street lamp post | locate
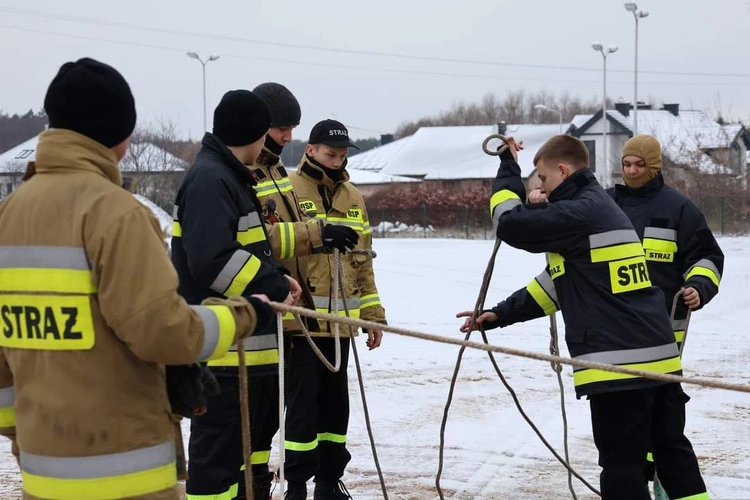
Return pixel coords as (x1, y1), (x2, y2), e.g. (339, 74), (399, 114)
(533, 104), (563, 134)
(624, 3), (649, 135)
(187, 52), (220, 132)
(592, 43), (618, 188)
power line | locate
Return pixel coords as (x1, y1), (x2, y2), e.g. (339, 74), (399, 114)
(2, 5), (750, 79)
(1, 24), (748, 89)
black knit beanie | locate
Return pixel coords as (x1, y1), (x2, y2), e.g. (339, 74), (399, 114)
(252, 82), (301, 127)
(44, 57), (137, 148)
(213, 90), (272, 146)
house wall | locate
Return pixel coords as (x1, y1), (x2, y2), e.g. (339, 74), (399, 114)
(576, 117), (630, 187)
(0, 174), (23, 198)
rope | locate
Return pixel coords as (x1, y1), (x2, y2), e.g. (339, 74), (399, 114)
(237, 338), (255, 500)
(277, 311), (286, 498)
(268, 303), (750, 394)
(334, 254), (389, 499)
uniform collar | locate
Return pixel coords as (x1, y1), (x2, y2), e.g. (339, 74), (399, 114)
(32, 129), (123, 186)
(548, 168), (597, 203)
(298, 154), (350, 189)
(200, 132), (256, 186)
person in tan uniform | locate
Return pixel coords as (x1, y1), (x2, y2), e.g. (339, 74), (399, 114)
(0, 58), (272, 500)
(285, 120), (387, 500)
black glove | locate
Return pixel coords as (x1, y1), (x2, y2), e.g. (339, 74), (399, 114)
(166, 363), (221, 418)
(247, 296), (275, 335)
(323, 224), (359, 252)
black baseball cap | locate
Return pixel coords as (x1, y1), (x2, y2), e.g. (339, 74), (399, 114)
(308, 119), (359, 149)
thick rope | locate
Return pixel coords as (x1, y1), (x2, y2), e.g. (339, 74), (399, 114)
(334, 253), (389, 499)
(277, 311), (286, 498)
(268, 303), (750, 395)
(237, 339), (254, 500)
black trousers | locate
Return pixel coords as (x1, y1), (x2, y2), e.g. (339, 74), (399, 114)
(589, 383), (708, 500)
(186, 370), (279, 499)
(285, 336), (352, 483)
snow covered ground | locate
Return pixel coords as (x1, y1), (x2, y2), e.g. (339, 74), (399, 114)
(1, 237), (748, 499)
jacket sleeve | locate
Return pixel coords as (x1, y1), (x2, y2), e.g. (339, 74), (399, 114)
(678, 201), (724, 309)
(484, 267), (559, 329)
(0, 350), (17, 463)
(180, 173), (290, 302)
(356, 203), (386, 324)
(266, 218), (326, 260)
(91, 204), (256, 365)
(490, 158), (588, 254)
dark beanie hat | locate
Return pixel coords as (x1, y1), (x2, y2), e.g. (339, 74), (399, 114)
(44, 57), (137, 148)
(213, 90), (272, 146)
(252, 82), (301, 127)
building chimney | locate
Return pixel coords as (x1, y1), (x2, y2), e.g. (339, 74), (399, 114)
(663, 103), (680, 116)
(497, 121), (507, 135)
(380, 134), (394, 146)
(615, 102), (630, 116)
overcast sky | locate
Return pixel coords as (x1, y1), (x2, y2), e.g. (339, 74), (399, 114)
(1, 0), (749, 141)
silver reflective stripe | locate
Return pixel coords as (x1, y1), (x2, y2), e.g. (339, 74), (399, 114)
(230, 334), (277, 352)
(312, 296), (361, 310)
(191, 306), (220, 361)
(671, 319), (689, 331)
(172, 205), (179, 220)
(20, 441), (175, 479)
(210, 250), (253, 295)
(573, 343), (678, 368)
(0, 246), (89, 270)
(535, 271), (559, 305)
(0, 387), (14, 407)
(492, 199), (523, 229)
(644, 227), (677, 241)
(683, 258), (722, 281)
(238, 212), (262, 231)
(589, 229), (640, 249)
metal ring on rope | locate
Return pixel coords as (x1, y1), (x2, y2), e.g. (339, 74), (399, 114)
(481, 133), (510, 156)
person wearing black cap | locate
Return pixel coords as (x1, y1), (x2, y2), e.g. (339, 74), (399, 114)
(171, 89), (302, 500)
(285, 120), (387, 499)
(0, 59), (272, 500)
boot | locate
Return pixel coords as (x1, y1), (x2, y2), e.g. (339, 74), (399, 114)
(313, 478), (352, 500)
(285, 481), (307, 500)
(253, 471), (275, 500)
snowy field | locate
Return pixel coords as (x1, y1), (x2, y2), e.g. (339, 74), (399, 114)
(1, 237), (748, 499)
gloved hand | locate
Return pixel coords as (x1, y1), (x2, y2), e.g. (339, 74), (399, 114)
(166, 363), (221, 418)
(323, 224), (359, 252)
(201, 295), (275, 339)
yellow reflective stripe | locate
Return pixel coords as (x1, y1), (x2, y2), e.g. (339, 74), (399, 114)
(573, 357), (681, 387)
(590, 242), (644, 263)
(643, 238), (677, 253)
(279, 223), (296, 260)
(225, 255), (262, 297)
(172, 221), (182, 237)
(282, 312), (295, 320)
(0, 406), (15, 428)
(285, 438), (318, 452)
(22, 463), (176, 500)
(0, 269), (96, 294)
(203, 306), (237, 361)
(360, 294), (381, 309)
(489, 190), (521, 215)
(186, 482), (238, 500)
(318, 432), (346, 444)
(673, 493), (710, 500)
(207, 349), (279, 367)
(526, 279), (558, 316)
(646, 452), (654, 462)
(236, 226), (266, 246)
(315, 307), (361, 319)
(685, 266), (720, 287)
(674, 330), (686, 343)
(251, 450), (271, 465)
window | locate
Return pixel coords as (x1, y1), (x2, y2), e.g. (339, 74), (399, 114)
(584, 140), (596, 172)
(14, 149), (34, 160)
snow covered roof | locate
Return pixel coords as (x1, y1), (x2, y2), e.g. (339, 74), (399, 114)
(286, 165), (419, 186)
(578, 109), (740, 174)
(570, 114), (594, 130)
(347, 124), (561, 180)
(0, 134), (187, 174)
